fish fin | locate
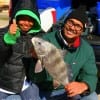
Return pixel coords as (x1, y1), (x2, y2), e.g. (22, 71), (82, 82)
(53, 79), (61, 89)
(67, 64), (73, 82)
(34, 59), (44, 73)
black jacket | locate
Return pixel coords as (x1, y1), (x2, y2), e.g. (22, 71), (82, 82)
(0, 32), (36, 93)
(0, 0), (41, 93)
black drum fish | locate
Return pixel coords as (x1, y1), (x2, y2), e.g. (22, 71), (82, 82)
(31, 37), (73, 86)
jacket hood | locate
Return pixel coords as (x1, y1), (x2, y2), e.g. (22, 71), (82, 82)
(12, 0), (41, 33)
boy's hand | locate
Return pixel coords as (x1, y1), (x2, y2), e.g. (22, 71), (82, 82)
(9, 19), (18, 35)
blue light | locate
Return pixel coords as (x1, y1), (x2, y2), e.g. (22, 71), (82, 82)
(37, 0), (71, 9)
(97, 2), (100, 34)
(97, 2), (100, 17)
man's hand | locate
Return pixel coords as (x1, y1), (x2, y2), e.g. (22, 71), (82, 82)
(65, 82), (88, 97)
(9, 19), (18, 35)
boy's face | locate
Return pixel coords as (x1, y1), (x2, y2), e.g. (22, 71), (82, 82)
(17, 16), (34, 32)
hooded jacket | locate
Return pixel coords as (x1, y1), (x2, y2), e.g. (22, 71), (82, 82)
(0, 0), (41, 93)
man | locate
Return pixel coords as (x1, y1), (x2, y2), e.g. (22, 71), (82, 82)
(0, 0), (41, 100)
(29, 6), (98, 100)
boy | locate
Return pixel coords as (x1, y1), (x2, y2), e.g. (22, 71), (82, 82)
(0, 0), (41, 100)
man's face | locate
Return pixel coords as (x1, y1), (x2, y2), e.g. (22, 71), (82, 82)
(63, 18), (83, 39)
(18, 16), (34, 32)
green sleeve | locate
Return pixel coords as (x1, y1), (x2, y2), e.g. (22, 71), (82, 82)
(77, 49), (98, 93)
(4, 30), (20, 45)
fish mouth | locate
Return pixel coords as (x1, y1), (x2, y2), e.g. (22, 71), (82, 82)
(38, 55), (45, 61)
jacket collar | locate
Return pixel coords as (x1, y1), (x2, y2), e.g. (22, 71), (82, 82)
(56, 30), (81, 52)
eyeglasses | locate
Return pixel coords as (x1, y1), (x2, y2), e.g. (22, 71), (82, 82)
(66, 19), (83, 31)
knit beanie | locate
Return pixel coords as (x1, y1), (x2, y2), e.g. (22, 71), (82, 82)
(64, 6), (88, 31)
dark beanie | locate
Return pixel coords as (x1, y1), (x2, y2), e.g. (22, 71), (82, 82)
(64, 6), (88, 31)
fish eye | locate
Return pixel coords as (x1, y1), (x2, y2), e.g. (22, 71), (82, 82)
(38, 42), (41, 45)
